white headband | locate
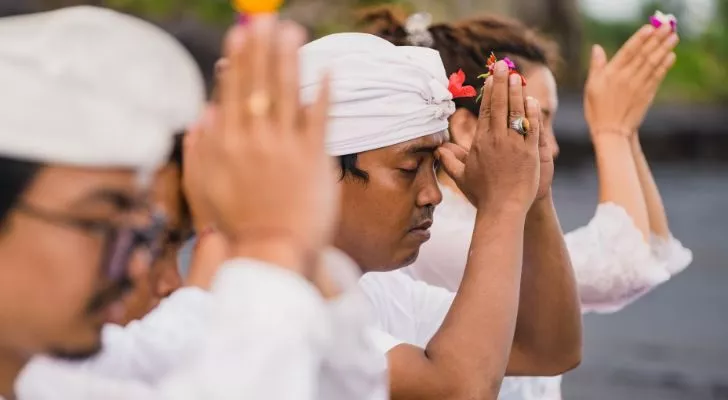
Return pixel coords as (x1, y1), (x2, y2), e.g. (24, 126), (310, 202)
(299, 33), (453, 156)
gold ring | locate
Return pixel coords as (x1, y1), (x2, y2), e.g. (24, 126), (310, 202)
(509, 116), (530, 136)
(247, 91), (271, 117)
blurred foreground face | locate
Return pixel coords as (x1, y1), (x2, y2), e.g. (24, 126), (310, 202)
(118, 164), (184, 325)
(0, 167), (148, 359)
(335, 132), (446, 272)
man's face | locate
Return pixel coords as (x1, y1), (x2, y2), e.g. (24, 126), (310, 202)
(0, 166), (149, 359)
(118, 164), (184, 325)
(335, 132), (446, 272)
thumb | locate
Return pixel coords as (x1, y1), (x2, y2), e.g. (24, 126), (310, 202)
(436, 147), (465, 181)
(588, 45), (608, 77)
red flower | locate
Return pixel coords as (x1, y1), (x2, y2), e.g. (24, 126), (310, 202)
(448, 69), (477, 99)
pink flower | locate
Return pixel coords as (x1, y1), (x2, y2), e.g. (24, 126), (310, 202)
(503, 57), (516, 70)
(448, 69), (477, 98)
(649, 11), (677, 32)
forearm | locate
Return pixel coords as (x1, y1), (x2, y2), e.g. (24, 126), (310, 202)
(424, 207), (526, 396)
(593, 134), (650, 239)
(631, 134), (670, 237)
(513, 195), (581, 375)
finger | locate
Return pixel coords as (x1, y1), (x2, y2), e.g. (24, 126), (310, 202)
(611, 25), (654, 69)
(439, 142), (468, 163)
(220, 27), (248, 136)
(435, 147), (465, 181)
(210, 58), (228, 105)
(276, 22), (306, 135)
(587, 45), (608, 79)
(524, 97), (540, 147)
(304, 72), (331, 149)
(632, 24), (675, 79)
(508, 73), (525, 137)
(537, 104), (547, 150)
(640, 32), (679, 82)
(248, 15), (276, 134)
(488, 61), (510, 136)
(650, 51), (677, 87)
(477, 75), (494, 121)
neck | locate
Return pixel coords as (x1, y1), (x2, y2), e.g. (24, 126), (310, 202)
(0, 348), (28, 400)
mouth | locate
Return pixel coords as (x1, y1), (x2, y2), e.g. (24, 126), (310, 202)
(408, 219), (433, 242)
(102, 300), (128, 325)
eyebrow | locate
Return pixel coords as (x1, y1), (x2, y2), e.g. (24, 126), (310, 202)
(71, 188), (136, 211)
(400, 144), (441, 156)
(541, 109), (553, 118)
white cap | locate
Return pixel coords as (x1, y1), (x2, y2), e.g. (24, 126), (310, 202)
(299, 33), (454, 157)
(0, 6), (205, 172)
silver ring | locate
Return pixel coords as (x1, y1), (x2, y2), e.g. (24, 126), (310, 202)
(510, 116), (530, 136)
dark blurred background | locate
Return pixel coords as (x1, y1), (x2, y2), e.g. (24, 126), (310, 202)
(2, 0), (725, 398)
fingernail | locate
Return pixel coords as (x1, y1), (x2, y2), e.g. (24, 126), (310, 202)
(667, 34), (679, 46)
(526, 96), (539, 109)
(495, 60), (508, 73)
(485, 75), (494, 85)
(509, 74), (520, 86)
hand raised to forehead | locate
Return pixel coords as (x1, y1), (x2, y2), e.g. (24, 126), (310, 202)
(192, 16), (338, 273)
(438, 60), (540, 213)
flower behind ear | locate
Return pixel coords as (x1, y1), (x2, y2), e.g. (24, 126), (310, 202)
(448, 69), (477, 99)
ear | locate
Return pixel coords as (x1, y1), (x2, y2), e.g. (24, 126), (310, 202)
(449, 108), (478, 151)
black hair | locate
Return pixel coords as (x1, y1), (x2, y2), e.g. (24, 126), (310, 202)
(0, 156), (41, 227)
(168, 133), (192, 234)
(338, 153), (369, 181)
(359, 6), (562, 117)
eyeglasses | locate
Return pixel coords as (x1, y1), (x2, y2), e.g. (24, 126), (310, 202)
(15, 202), (167, 282)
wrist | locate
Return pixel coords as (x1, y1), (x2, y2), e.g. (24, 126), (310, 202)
(476, 201), (529, 221)
(589, 126), (632, 139)
(592, 134), (632, 151)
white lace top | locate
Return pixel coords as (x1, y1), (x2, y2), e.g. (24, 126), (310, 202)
(404, 186), (693, 400)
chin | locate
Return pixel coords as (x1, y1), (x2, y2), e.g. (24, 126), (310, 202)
(47, 326), (104, 361)
(377, 248), (420, 272)
(48, 341), (103, 361)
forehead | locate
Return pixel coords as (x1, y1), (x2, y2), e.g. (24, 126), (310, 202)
(23, 166), (140, 207)
(525, 66), (558, 113)
(378, 131), (448, 156)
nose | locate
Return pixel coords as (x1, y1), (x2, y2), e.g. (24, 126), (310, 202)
(416, 169), (443, 208)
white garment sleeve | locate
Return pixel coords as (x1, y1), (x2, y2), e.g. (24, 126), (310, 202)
(566, 202), (691, 314)
(16, 259), (330, 400)
(40, 287), (212, 384)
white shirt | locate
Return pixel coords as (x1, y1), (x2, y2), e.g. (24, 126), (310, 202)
(16, 259), (388, 400)
(358, 270), (454, 353)
(402, 186), (693, 400)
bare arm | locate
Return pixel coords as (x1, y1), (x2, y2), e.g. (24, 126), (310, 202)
(387, 64), (541, 400)
(593, 134), (650, 239)
(388, 208), (526, 400)
(630, 134), (670, 238)
(511, 195), (582, 376)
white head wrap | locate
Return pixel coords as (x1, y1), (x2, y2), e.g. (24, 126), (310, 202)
(0, 6), (205, 173)
(299, 33), (454, 156)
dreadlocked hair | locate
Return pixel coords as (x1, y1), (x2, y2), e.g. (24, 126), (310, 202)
(357, 6), (562, 116)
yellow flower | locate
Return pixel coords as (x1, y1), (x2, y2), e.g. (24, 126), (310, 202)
(232, 0), (284, 14)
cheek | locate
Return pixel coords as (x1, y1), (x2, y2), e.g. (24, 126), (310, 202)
(336, 171), (416, 266)
(0, 223), (102, 349)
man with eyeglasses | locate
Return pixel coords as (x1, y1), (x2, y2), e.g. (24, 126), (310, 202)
(1, 7), (386, 400)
